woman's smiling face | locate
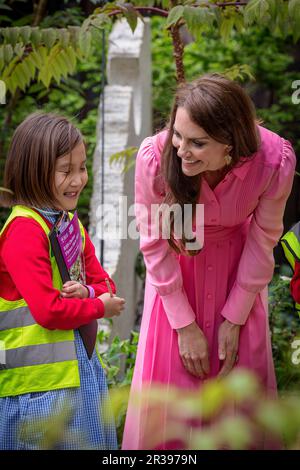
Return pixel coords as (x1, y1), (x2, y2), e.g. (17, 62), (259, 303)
(172, 107), (231, 177)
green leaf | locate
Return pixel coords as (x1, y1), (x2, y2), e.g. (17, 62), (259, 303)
(224, 370), (260, 402)
(5, 73), (17, 94)
(51, 59), (63, 84)
(24, 55), (36, 77)
(218, 416), (253, 450)
(68, 26), (80, 49)
(109, 147), (137, 174)
(165, 5), (185, 29)
(58, 28), (70, 49)
(244, 0), (269, 25)
(30, 27), (42, 48)
(2, 55), (18, 79)
(11, 62), (27, 91)
(0, 4), (12, 10)
(233, 12), (245, 34)
(66, 46), (76, 70)
(60, 48), (76, 73)
(38, 66), (52, 88)
(124, 11), (137, 34)
(0, 15), (12, 24)
(42, 28), (57, 49)
(288, 0), (300, 41)
(266, 0), (278, 21)
(116, 2), (140, 33)
(200, 380), (227, 419)
(3, 44), (13, 63)
(183, 6), (216, 40)
(3, 27), (19, 46)
(81, 13), (110, 35)
(94, 2), (119, 15)
(288, 0), (300, 21)
(30, 46), (47, 69)
(223, 64), (255, 82)
(18, 61), (33, 89)
(19, 25), (31, 44)
(161, 0), (171, 9)
(54, 51), (69, 78)
(14, 43), (25, 59)
(220, 16), (235, 42)
(79, 30), (92, 57)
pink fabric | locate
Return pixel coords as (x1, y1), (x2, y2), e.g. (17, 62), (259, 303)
(122, 126), (296, 450)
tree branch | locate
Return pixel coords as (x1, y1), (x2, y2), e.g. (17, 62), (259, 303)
(32, 0), (48, 27)
(108, 6), (168, 18)
(107, 2), (249, 19)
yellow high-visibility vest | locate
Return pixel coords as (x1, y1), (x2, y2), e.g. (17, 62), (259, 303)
(0, 205), (86, 397)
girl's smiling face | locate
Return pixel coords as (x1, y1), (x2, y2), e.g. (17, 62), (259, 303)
(53, 141), (88, 211)
(172, 107), (231, 177)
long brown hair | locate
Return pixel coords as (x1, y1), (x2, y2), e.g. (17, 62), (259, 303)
(161, 73), (260, 255)
(0, 112), (82, 208)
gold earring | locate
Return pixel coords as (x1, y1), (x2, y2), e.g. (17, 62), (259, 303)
(224, 154), (232, 166)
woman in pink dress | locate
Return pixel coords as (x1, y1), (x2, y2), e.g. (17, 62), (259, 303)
(122, 74), (296, 450)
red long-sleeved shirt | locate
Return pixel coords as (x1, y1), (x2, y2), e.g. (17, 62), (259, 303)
(0, 215), (116, 330)
(290, 260), (300, 304)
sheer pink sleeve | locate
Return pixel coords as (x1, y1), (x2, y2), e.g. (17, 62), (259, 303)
(221, 139), (296, 325)
(135, 135), (196, 329)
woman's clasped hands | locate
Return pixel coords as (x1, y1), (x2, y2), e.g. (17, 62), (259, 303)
(177, 319), (240, 379)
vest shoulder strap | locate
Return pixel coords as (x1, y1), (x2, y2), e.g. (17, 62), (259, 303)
(1, 205), (50, 237)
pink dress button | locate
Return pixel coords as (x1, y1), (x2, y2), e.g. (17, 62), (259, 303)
(207, 265), (213, 271)
(207, 294), (212, 300)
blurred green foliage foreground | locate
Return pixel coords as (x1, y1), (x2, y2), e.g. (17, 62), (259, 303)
(109, 369), (300, 450)
(18, 368), (300, 450)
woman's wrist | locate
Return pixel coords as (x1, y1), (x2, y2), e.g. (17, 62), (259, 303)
(176, 320), (197, 334)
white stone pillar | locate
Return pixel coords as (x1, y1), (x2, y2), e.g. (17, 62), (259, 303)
(89, 19), (152, 340)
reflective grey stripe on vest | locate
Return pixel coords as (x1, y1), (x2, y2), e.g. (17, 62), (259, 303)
(0, 341), (77, 369)
(290, 221), (300, 239)
(0, 306), (36, 331)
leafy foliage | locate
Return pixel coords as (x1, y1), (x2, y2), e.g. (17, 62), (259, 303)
(1, 0), (300, 95)
(109, 146), (138, 174)
(0, 24), (105, 93)
(109, 368), (300, 449)
(150, 15), (300, 159)
(269, 274), (300, 392)
(97, 328), (139, 446)
(97, 329), (139, 388)
(0, 6), (108, 228)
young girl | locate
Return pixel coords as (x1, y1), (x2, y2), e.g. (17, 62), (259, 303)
(0, 112), (125, 450)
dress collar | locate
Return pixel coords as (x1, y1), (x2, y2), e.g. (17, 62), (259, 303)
(231, 158), (254, 181)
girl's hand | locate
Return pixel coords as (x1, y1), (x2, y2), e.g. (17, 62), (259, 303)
(218, 319), (240, 378)
(61, 281), (88, 299)
(177, 321), (210, 379)
(98, 292), (125, 318)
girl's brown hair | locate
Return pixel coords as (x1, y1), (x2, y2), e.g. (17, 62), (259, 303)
(162, 73), (260, 255)
(0, 112), (82, 208)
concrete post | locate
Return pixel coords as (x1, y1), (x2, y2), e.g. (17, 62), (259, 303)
(89, 18), (152, 340)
